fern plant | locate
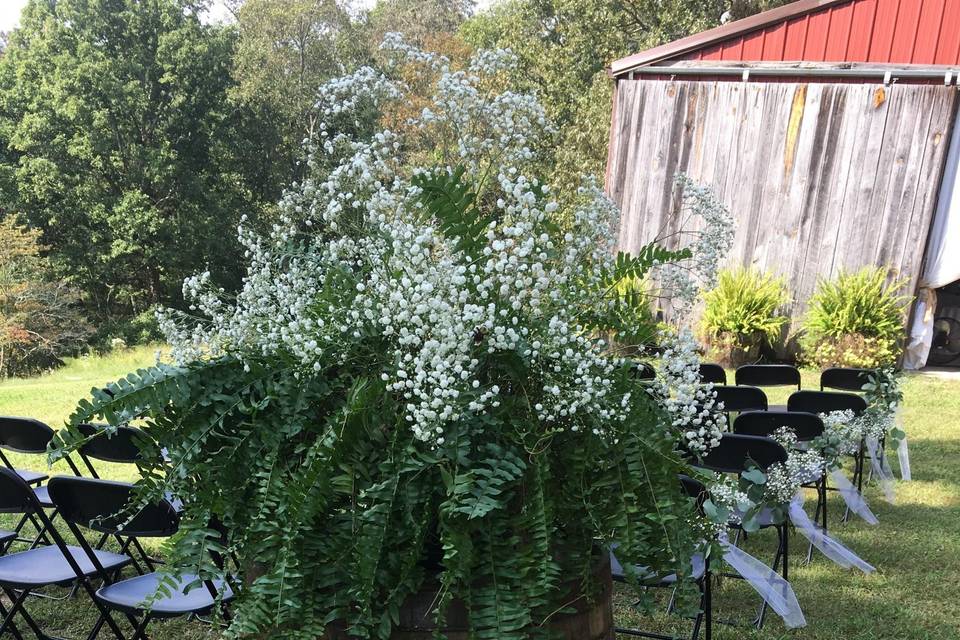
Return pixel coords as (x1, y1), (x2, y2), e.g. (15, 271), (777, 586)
(801, 267), (910, 368)
(700, 268), (789, 365)
(49, 42), (710, 640)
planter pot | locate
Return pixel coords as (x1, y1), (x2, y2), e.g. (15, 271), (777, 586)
(323, 552), (614, 639)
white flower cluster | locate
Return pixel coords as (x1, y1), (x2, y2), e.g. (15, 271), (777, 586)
(704, 473), (751, 532)
(157, 38), (661, 445)
(763, 427), (827, 504)
(652, 329), (725, 455)
(656, 174), (735, 313)
(819, 409), (889, 457)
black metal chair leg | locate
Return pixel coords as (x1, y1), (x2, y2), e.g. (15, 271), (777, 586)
(131, 614), (151, 640)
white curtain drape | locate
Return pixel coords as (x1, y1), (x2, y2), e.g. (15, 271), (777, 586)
(904, 107), (960, 369)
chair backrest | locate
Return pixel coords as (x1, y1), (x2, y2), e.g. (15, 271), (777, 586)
(733, 410), (824, 441)
(820, 367), (873, 392)
(678, 474), (708, 515)
(0, 417), (54, 454)
(48, 477), (179, 538)
(787, 390), (867, 416)
(735, 364), (801, 389)
(0, 467), (42, 514)
(713, 385), (768, 413)
(77, 423), (146, 465)
(699, 434), (788, 474)
(699, 363), (727, 385)
(630, 361), (656, 381)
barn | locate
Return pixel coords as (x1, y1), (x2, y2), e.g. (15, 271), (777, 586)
(604, 0), (960, 368)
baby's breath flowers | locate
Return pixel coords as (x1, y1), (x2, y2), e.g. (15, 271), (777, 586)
(154, 38), (686, 447)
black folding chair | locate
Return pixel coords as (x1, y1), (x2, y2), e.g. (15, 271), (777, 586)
(613, 474), (712, 640)
(698, 364), (727, 385)
(630, 361), (657, 381)
(711, 386), (768, 429)
(788, 390), (868, 522)
(735, 365), (801, 410)
(48, 476), (233, 640)
(76, 423), (167, 574)
(0, 417), (82, 546)
(733, 411), (827, 562)
(696, 434), (789, 629)
(820, 367), (872, 392)
(0, 468), (135, 640)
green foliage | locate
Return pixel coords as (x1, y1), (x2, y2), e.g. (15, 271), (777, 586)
(0, 216), (91, 377)
(232, 0), (366, 185)
(460, 0), (791, 205)
(49, 157), (701, 637)
(801, 267), (910, 368)
(0, 0), (279, 319)
(50, 353), (697, 638)
(580, 244), (691, 348)
(700, 268), (789, 362)
(412, 166), (491, 254)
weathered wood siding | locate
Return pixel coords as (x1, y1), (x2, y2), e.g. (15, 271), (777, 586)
(606, 79), (958, 327)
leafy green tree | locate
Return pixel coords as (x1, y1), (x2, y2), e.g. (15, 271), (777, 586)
(0, 0), (269, 318)
(232, 0), (365, 184)
(366, 0), (475, 46)
(461, 0), (790, 204)
(0, 216), (91, 377)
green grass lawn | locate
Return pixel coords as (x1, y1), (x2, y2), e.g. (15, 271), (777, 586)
(0, 350), (958, 639)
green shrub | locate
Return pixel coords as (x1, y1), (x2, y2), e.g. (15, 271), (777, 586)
(801, 267), (910, 368)
(700, 268), (789, 365)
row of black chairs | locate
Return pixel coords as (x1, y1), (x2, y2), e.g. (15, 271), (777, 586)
(0, 417), (232, 639)
(616, 366), (879, 639)
(615, 431), (805, 639)
(696, 364), (873, 393)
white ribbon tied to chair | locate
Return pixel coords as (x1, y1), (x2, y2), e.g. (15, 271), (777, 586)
(894, 409), (911, 481)
(829, 468), (879, 525)
(897, 436), (912, 481)
(865, 437), (896, 504)
(718, 534), (806, 629)
(788, 495), (875, 574)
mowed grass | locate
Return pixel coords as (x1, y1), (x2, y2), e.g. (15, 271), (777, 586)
(0, 351), (959, 639)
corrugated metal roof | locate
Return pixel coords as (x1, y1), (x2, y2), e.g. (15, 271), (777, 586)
(611, 0), (960, 77)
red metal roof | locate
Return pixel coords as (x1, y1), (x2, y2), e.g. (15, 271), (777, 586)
(611, 0), (960, 77)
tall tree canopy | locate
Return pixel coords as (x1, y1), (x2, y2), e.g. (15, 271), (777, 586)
(461, 0), (790, 202)
(0, 0), (267, 316)
(232, 0), (365, 183)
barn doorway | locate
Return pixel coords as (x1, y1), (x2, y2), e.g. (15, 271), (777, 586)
(929, 281), (960, 368)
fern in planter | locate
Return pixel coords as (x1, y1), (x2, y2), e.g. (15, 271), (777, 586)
(801, 267), (910, 368)
(49, 38), (733, 639)
(700, 268), (789, 366)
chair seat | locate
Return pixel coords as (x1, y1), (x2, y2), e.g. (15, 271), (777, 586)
(0, 545), (131, 588)
(0, 530), (15, 547)
(768, 404), (787, 412)
(16, 469), (47, 486)
(96, 572), (233, 617)
(610, 550), (706, 586)
(730, 506), (779, 529)
(33, 484), (53, 508)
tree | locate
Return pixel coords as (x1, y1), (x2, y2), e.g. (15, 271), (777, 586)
(365, 0), (475, 47)
(0, 217), (90, 377)
(232, 0), (365, 183)
(461, 0), (791, 205)
(0, 0), (269, 318)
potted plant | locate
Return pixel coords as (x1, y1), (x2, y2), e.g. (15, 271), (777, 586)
(51, 38), (733, 639)
(699, 268), (789, 367)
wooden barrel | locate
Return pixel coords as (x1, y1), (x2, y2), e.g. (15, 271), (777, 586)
(324, 552), (614, 639)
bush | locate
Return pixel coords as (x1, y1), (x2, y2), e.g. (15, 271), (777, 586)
(801, 267), (909, 368)
(92, 308), (163, 351)
(0, 218), (92, 377)
(700, 268), (789, 366)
